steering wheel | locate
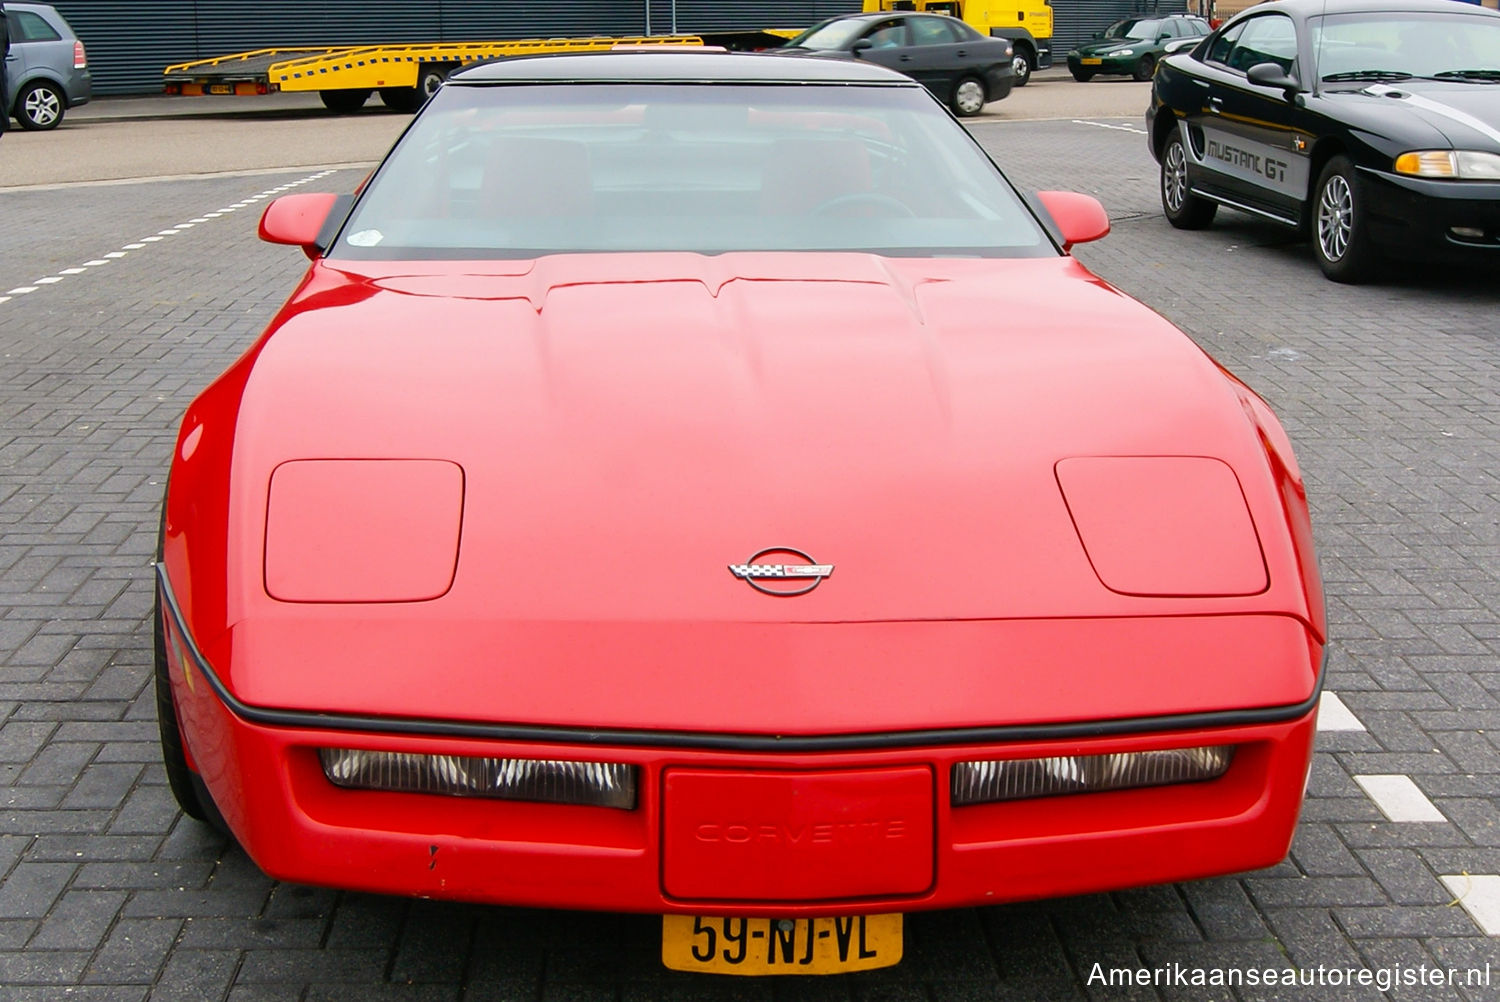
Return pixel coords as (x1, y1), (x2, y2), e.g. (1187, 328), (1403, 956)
(810, 192), (917, 218)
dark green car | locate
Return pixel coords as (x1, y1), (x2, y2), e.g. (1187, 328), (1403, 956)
(1067, 15), (1209, 82)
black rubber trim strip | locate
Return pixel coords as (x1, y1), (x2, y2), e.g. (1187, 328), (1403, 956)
(156, 564), (1325, 752)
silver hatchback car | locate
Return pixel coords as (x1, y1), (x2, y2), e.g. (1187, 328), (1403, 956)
(4, 2), (91, 130)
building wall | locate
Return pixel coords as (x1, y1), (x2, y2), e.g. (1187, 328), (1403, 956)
(51, 0), (1189, 96)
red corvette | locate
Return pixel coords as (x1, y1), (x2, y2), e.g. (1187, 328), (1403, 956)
(156, 52), (1324, 975)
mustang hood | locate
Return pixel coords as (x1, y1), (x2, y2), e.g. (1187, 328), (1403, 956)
(1342, 81), (1500, 151)
(179, 253), (1320, 731)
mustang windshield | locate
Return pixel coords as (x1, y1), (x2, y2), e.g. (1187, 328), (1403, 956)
(333, 83), (1050, 259)
(1311, 11), (1500, 82)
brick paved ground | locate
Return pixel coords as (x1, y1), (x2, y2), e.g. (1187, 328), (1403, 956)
(0, 115), (1496, 1001)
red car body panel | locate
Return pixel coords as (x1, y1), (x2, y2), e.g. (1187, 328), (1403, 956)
(161, 249), (1324, 912)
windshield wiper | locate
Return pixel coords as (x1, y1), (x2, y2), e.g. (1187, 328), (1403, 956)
(1321, 70), (1413, 82)
(1429, 69), (1500, 82)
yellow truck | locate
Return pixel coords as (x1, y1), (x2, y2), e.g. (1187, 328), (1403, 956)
(163, 30), (795, 113)
(862, 0), (1053, 85)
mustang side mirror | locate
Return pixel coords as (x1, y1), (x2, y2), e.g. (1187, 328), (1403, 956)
(851, 38), (874, 56)
(1037, 190), (1110, 251)
(259, 192), (343, 260)
(1247, 61), (1302, 98)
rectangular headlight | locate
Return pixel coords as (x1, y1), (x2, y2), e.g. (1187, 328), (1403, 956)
(319, 749), (637, 809)
(952, 745), (1234, 805)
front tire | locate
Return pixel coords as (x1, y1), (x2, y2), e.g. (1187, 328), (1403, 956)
(154, 568), (208, 822)
(1132, 55), (1157, 82)
(1311, 155), (1377, 283)
(1160, 132), (1217, 229)
(15, 81), (65, 130)
(1011, 49), (1033, 87)
(950, 75), (987, 117)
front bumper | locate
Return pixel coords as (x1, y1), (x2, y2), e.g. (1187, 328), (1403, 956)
(1067, 52), (1139, 74)
(162, 589), (1321, 915)
(1359, 168), (1500, 262)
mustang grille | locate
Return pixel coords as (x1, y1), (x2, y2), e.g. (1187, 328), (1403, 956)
(319, 749), (637, 809)
(952, 745), (1234, 805)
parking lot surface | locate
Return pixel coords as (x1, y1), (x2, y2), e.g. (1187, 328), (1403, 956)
(0, 93), (1498, 1001)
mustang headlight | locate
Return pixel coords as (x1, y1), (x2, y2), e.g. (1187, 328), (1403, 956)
(952, 746), (1234, 805)
(320, 749), (638, 809)
(1394, 150), (1500, 180)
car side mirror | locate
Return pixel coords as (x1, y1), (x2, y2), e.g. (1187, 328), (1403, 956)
(259, 193), (341, 260)
(1157, 34), (1171, 42)
(851, 38), (874, 55)
(1037, 190), (1110, 250)
(1246, 61), (1302, 98)
(1163, 38), (1197, 54)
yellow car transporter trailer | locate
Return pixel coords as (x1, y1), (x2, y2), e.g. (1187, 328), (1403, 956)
(163, 30), (797, 113)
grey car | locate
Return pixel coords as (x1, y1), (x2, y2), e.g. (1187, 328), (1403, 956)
(4, 2), (90, 130)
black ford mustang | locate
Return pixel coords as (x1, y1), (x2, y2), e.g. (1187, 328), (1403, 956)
(1146, 0), (1500, 282)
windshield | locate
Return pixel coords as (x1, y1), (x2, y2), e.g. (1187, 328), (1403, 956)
(1311, 11), (1500, 81)
(332, 82), (1050, 260)
(785, 19), (868, 51)
(1104, 19), (1162, 41)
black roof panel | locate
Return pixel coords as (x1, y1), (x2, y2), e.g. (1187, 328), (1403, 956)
(450, 50), (917, 86)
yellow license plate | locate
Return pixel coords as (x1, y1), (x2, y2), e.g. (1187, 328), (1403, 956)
(662, 914), (902, 975)
(1081, 57), (1103, 65)
(207, 84), (234, 95)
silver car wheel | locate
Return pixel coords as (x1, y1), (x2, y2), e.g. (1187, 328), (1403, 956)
(1317, 173), (1352, 262)
(954, 78), (986, 115)
(1163, 141), (1189, 213)
(24, 86), (61, 127)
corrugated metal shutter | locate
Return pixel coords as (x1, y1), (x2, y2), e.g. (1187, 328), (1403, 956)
(442, 2), (643, 40)
(658, 2), (858, 32)
(1049, 0), (1149, 54)
(51, 0), (849, 96)
(46, 0), (198, 96)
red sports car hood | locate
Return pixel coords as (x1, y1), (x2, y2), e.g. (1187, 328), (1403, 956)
(191, 252), (1321, 729)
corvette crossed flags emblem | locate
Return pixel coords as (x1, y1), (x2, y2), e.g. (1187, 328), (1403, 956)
(728, 547), (834, 597)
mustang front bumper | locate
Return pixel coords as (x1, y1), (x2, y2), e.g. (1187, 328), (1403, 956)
(1360, 168), (1500, 262)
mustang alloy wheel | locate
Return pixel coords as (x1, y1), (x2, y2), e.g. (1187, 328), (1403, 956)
(951, 76), (987, 117)
(1312, 155), (1376, 283)
(1160, 133), (1217, 229)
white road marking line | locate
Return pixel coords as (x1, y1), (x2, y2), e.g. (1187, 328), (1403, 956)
(1442, 875), (1500, 936)
(0, 167), (342, 310)
(1073, 118), (1149, 135)
(1316, 692), (1365, 732)
(1354, 774), (1447, 823)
